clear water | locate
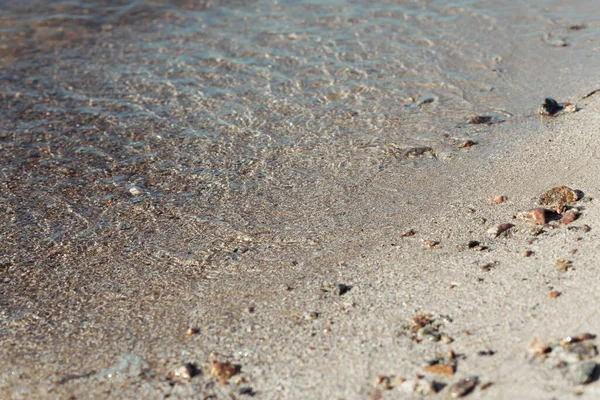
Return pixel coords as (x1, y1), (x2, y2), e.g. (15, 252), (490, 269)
(1, 0), (599, 258)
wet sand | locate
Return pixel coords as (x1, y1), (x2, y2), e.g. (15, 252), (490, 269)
(3, 1), (600, 399)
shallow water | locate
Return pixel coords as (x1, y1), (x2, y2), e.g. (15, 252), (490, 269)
(2, 0), (600, 275)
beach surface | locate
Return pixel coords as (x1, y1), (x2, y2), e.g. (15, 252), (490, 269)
(3, 1), (600, 399)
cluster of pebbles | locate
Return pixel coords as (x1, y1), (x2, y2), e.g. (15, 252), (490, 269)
(487, 186), (583, 238)
(528, 333), (599, 385)
(372, 314), (491, 398)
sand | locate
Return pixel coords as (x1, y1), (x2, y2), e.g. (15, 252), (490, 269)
(4, 90), (600, 399)
(3, 2), (600, 398)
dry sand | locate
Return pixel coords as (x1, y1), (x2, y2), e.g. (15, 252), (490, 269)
(4, 91), (600, 399)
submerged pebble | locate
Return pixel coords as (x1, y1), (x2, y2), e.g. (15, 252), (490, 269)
(467, 115), (493, 125)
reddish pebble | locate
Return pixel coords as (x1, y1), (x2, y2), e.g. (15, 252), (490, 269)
(493, 195), (507, 204)
(560, 210), (578, 225)
(487, 223), (514, 237)
(529, 208), (549, 225)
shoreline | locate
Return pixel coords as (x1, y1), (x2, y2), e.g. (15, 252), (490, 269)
(4, 93), (600, 399)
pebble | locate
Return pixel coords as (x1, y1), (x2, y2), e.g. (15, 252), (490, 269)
(458, 140), (476, 149)
(467, 240), (480, 249)
(549, 291), (561, 298)
(448, 376), (478, 398)
(538, 97), (562, 115)
(402, 229), (416, 237)
(467, 115), (492, 125)
(493, 195), (507, 204)
(416, 95), (435, 106)
(424, 363), (455, 376)
(129, 186), (143, 196)
(552, 341), (598, 363)
(528, 208), (554, 225)
(563, 102), (578, 113)
(398, 146), (435, 159)
(522, 250), (534, 257)
(186, 327), (200, 336)
(487, 223), (514, 237)
(566, 360), (597, 384)
(209, 360), (238, 386)
(441, 335), (454, 344)
(539, 186), (580, 206)
(168, 363), (200, 382)
(417, 326), (441, 342)
(560, 210), (579, 225)
(554, 259), (572, 272)
(304, 312), (319, 320)
(239, 387), (256, 396)
(401, 376), (442, 395)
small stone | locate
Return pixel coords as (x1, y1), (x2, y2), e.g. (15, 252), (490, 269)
(322, 282), (352, 295)
(423, 363), (455, 376)
(538, 97), (562, 115)
(560, 210), (579, 225)
(168, 363), (201, 382)
(467, 115), (492, 124)
(493, 195), (508, 204)
(424, 240), (439, 247)
(238, 387), (256, 396)
(375, 375), (393, 390)
(555, 203), (567, 214)
(399, 146), (436, 159)
(539, 186), (580, 206)
(458, 140), (476, 149)
(467, 240), (480, 249)
(441, 335), (454, 344)
(402, 229), (416, 237)
(549, 291), (561, 298)
(448, 376), (478, 398)
(554, 259), (572, 272)
(410, 376), (442, 395)
(129, 186), (143, 196)
(480, 263), (494, 272)
(563, 102), (578, 113)
(583, 225), (592, 232)
(567, 360), (597, 384)
(209, 361), (238, 386)
(416, 95), (435, 106)
(553, 341), (598, 363)
(304, 312), (319, 320)
(186, 327), (200, 336)
(480, 382), (492, 390)
(411, 313), (434, 329)
(519, 208), (555, 225)
(487, 223), (514, 237)
(522, 250), (534, 257)
(417, 326), (441, 342)
(528, 338), (552, 359)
